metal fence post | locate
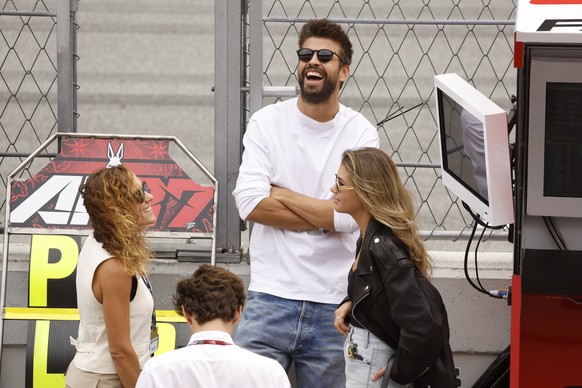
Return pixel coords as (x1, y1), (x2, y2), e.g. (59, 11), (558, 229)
(248, 0), (263, 116)
(56, 0), (77, 132)
(214, 0), (243, 259)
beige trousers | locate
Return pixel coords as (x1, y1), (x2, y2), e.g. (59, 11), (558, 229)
(65, 362), (123, 388)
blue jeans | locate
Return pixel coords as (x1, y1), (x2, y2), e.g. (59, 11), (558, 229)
(235, 290), (346, 388)
(344, 325), (407, 388)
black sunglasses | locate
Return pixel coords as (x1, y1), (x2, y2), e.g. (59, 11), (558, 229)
(133, 181), (151, 203)
(296, 48), (344, 64)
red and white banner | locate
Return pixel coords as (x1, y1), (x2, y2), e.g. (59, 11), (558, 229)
(9, 137), (214, 234)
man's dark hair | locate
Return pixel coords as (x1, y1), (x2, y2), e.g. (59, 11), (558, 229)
(173, 264), (246, 325)
(298, 19), (353, 66)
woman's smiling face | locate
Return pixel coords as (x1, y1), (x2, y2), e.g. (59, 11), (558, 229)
(131, 174), (156, 226)
(331, 164), (364, 217)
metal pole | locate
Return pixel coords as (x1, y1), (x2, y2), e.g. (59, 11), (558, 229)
(214, 0), (242, 260)
(57, 0), (74, 132)
(249, 0), (264, 116)
(263, 17), (515, 26)
(72, 0), (79, 132)
(0, 176), (11, 367)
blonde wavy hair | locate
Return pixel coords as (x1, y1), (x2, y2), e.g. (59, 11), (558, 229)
(80, 165), (151, 276)
(341, 147), (433, 279)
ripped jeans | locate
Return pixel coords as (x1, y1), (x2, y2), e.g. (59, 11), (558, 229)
(344, 325), (408, 388)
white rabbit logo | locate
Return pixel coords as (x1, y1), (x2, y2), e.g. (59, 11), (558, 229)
(106, 142), (124, 168)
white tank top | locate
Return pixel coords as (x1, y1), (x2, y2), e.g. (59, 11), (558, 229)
(71, 233), (153, 373)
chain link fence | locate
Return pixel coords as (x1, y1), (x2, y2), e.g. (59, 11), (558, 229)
(1, 1), (56, 232)
(1, 0), (518, 252)
(0, 0), (77, 234)
(244, 0), (517, 250)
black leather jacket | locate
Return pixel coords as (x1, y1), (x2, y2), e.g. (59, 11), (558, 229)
(345, 218), (457, 388)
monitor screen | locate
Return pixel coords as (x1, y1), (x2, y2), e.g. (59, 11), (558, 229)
(435, 73), (514, 226)
(543, 82), (582, 198)
(439, 93), (489, 204)
(527, 51), (582, 218)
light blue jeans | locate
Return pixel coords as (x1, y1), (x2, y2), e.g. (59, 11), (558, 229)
(235, 290), (345, 388)
(344, 325), (408, 388)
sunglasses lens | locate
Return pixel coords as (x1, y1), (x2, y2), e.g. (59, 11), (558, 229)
(134, 182), (149, 203)
(317, 50), (333, 63)
(297, 48), (314, 62)
(298, 48), (340, 63)
(134, 190), (144, 203)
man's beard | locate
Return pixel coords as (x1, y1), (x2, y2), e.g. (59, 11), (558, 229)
(298, 67), (339, 105)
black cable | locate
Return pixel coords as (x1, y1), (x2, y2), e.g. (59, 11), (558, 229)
(461, 202), (505, 299)
(461, 202), (506, 230)
(542, 216), (567, 250)
(565, 295), (582, 305)
(376, 101), (425, 127)
(542, 216), (559, 248)
(473, 224), (488, 292)
(463, 220), (490, 296)
(377, 106), (403, 126)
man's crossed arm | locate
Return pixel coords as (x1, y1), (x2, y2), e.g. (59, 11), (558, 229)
(246, 186), (334, 232)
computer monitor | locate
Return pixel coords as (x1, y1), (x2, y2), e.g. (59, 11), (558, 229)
(527, 49), (582, 218)
(435, 73), (514, 226)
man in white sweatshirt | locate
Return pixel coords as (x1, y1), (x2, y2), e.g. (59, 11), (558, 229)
(233, 18), (379, 388)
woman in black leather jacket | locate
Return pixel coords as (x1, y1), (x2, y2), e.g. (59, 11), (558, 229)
(332, 147), (457, 388)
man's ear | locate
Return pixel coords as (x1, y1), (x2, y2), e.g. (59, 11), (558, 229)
(232, 305), (243, 325)
(182, 305), (194, 325)
(339, 63), (350, 84)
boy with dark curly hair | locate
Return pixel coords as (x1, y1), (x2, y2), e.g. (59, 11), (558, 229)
(136, 265), (290, 388)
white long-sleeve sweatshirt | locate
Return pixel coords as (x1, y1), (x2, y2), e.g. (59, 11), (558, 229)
(233, 98), (379, 304)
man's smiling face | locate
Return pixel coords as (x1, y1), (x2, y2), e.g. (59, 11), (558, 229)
(297, 37), (348, 105)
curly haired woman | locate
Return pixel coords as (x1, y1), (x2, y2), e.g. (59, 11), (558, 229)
(332, 148), (457, 388)
(65, 165), (157, 388)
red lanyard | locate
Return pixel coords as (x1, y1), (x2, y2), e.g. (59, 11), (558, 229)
(188, 340), (232, 346)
